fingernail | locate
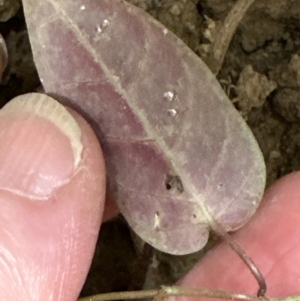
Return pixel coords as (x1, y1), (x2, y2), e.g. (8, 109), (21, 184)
(0, 93), (83, 200)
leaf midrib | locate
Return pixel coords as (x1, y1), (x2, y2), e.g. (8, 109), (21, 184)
(47, 0), (213, 225)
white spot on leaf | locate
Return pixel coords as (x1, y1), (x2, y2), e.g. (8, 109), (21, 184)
(93, 19), (110, 41)
(154, 212), (160, 229)
(167, 109), (177, 117)
(163, 91), (175, 101)
(96, 25), (102, 33)
(102, 19), (110, 28)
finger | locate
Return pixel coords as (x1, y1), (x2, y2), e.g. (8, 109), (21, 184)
(0, 93), (106, 301)
(176, 172), (300, 298)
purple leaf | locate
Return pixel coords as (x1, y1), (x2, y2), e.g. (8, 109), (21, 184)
(22, 0), (265, 255)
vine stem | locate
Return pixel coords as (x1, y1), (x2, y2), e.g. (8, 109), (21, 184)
(206, 0), (256, 74)
(202, 0), (265, 295)
(78, 286), (300, 301)
(210, 219), (267, 297)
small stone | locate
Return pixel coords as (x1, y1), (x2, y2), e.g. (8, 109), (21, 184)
(233, 65), (277, 114)
(170, 4), (181, 16)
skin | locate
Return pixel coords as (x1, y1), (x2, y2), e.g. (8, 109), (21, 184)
(0, 98), (106, 301)
(0, 96), (300, 300)
(177, 171), (300, 299)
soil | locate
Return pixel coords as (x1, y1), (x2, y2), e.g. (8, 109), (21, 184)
(1, 0), (300, 298)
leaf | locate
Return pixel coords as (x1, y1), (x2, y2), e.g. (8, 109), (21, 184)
(22, 0), (266, 255)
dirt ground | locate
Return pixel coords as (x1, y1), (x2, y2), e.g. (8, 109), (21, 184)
(1, 0), (300, 298)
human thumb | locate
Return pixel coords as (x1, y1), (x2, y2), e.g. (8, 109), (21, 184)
(176, 172), (300, 299)
(0, 93), (106, 301)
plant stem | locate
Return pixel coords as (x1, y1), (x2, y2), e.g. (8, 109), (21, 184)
(78, 286), (300, 301)
(207, 0), (256, 74)
(211, 219), (266, 297)
(77, 286), (261, 301)
(78, 289), (159, 301)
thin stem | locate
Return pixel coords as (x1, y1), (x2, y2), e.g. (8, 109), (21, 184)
(78, 286), (300, 301)
(78, 289), (159, 301)
(77, 286), (263, 301)
(162, 286), (263, 301)
(207, 0), (256, 74)
(211, 221), (266, 297)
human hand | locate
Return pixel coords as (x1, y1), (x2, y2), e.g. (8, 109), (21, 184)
(0, 94), (106, 300)
(1, 94), (299, 301)
(176, 172), (300, 299)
